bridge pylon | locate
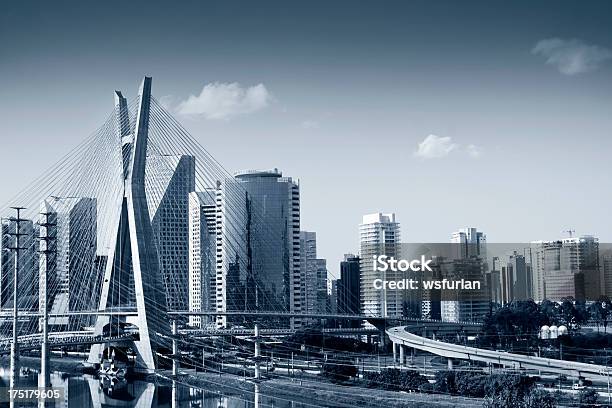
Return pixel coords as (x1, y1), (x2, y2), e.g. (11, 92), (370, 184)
(88, 77), (169, 372)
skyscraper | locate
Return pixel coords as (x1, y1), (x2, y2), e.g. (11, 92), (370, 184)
(531, 235), (600, 301)
(0, 218), (38, 311)
(603, 253), (612, 298)
(359, 213), (400, 318)
(188, 190), (217, 328)
(215, 169), (300, 327)
(42, 196), (97, 328)
(500, 251), (530, 303)
(338, 254), (360, 327)
(441, 227), (489, 322)
(314, 258), (328, 314)
(451, 227), (487, 260)
(300, 231), (317, 315)
(147, 154), (196, 312)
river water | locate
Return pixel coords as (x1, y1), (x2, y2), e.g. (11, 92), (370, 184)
(0, 366), (312, 408)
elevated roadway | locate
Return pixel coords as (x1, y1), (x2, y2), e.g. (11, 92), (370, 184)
(387, 326), (612, 381)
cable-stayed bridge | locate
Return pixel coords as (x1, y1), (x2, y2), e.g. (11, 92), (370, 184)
(2, 77), (605, 408)
(0, 76), (411, 388)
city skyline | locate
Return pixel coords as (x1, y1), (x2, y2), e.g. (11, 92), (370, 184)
(2, 0), (612, 276)
(2, 3), (612, 406)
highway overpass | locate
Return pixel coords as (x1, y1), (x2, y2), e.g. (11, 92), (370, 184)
(387, 326), (612, 381)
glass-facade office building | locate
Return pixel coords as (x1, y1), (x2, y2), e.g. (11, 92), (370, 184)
(215, 169), (300, 327)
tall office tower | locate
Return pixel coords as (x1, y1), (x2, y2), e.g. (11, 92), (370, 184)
(147, 154), (196, 312)
(328, 279), (338, 314)
(531, 236), (600, 301)
(359, 213), (401, 318)
(0, 218), (38, 310)
(451, 227), (487, 260)
(442, 228), (488, 322)
(488, 256), (503, 305)
(215, 169), (300, 328)
(188, 191), (217, 328)
(439, 257), (488, 322)
(338, 254), (361, 327)
(499, 251), (530, 304)
(42, 196), (97, 328)
(315, 258), (328, 314)
(300, 231), (318, 315)
(603, 253), (612, 298)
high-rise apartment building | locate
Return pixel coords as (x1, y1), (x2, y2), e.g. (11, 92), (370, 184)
(300, 231), (317, 315)
(188, 190), (217, 328)
(603, 253), (612, 298)
(147, 154), (196, 312)
(438, 257), (488, 322)
(359, 213), (400, 318)
(215, 169), (300, 327)
(442, 227), (488, 322)
(530, 236), (600, 301)
(314, 258), (328, 314)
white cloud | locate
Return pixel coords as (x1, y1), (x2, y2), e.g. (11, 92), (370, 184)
(532, 38), (612, 75)
(466, 144), (483, 158)
(414, 135), (483, 160)
(158, 95), (176, 110)
(414, 134), (458, 159)
(301, 120), (320, 129)
(176, 82), (272, 119)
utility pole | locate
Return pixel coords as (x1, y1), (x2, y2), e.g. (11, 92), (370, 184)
(607, 348), (610, 404)
(172, 320), (179, 376)
(38, 211), (55, 407)
(254, 323), (261, 379)
(7, 206), (27, 406)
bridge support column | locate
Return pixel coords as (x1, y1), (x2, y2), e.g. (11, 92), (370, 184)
(392, 342), (398, 363)
(399, 344), (406, 366)
(254, 324), (261, 379)
(447, 358), (453, 370)
(379, 328), (388, 350)
(410, 347), (415, 365)
(172, 320), (179, 376)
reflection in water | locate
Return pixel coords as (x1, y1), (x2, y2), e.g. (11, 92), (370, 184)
(0, 365), (311, 408)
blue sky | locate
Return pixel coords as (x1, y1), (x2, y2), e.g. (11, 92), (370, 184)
(1, 1), (611, 276)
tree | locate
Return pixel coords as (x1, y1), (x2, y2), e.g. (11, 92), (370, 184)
(596, 296), (612, 332)
(524, 389), (556, 408)
(540, 299), (560, 325)
(364, 369), (428, 392)
(485, 374), (535, 401)
(578, 388), (599, 407)
(454, 372), (488, 398)
(588, 302), (605, 331)
(433, 370), (457, 395)
(559, 297), (588, 330)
